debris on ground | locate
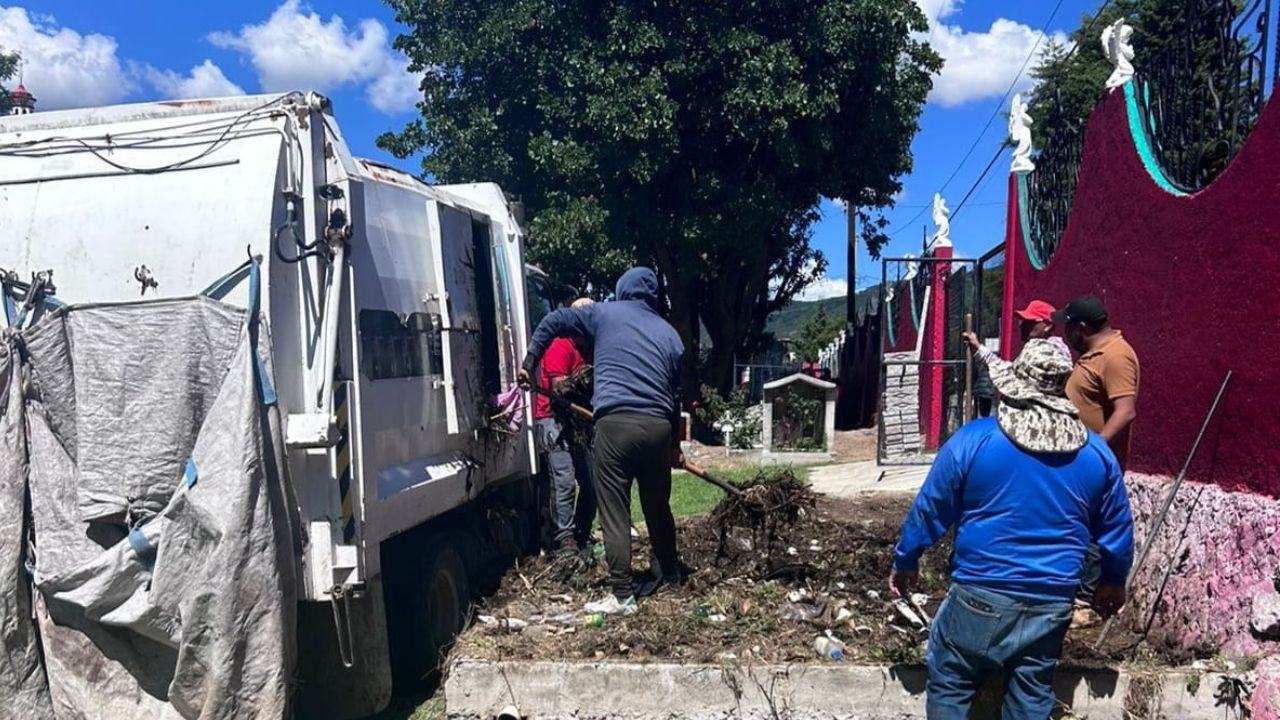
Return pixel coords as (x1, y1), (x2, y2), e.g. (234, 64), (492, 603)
(455, 490), (1184, 668)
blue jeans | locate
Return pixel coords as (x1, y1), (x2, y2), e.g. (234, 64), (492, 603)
(926, 584), (1073, 720)
(536, 418), (595, 546)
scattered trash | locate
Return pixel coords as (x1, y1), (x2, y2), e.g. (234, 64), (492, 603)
(835, 608), (854, 624)
(892, 599), (925, 629)
(707, 614), (729, 623)
(478, 615), (529, 633)
(866, 590), (881, 601)
(582, 613), (605, 628)
(780, 603), (821, 624)
(787, 547), (798, 556)
(836, 582), (846, 591)
(717, 652), (738, 662)
(548, 612), (577, 625)
(548, 594), (573, 604)
(1191, 660), (1210, 671)
(852, 625), (873, 635)
(813, 634), (845, 661)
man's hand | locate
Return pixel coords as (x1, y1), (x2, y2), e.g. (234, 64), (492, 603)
(517, 368), (533, 390)
(1093, 583), (1126, 619)
(888, 568), (918, 599)
(962, 331), (981, 351)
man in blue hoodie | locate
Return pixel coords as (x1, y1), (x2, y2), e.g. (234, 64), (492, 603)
(519, 267), (685, 615)
(890, 340), (1134, 719)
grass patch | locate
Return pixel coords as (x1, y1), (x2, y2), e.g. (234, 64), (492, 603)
(630, 466), (809, 524)
(366, 693), (444, 720)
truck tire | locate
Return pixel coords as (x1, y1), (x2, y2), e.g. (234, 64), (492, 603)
(388, 541), (471, 693)
(423, 543), (471, 670)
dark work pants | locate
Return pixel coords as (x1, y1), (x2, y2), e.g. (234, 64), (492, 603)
(1077, 544), (1103, 602)
(593, 413), (680, 599)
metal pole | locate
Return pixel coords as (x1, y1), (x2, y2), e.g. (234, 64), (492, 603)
(846, 202), (857, 325)
(963, 313), (974, 422)
(1094, 371), (1233, 650)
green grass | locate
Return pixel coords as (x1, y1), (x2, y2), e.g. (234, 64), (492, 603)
(368, 693), (444, 720)
(630, 466), (809, 524)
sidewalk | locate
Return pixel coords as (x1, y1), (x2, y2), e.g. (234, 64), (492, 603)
(807, 459), (932, 497)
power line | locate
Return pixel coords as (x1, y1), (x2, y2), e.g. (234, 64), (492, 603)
(886, 0), (1068, 240)
(949, 0), (1122, 223)
(951, 145), (1009, 221)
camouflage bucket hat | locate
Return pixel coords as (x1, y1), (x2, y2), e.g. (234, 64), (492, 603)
(994, 339), (1088, 454)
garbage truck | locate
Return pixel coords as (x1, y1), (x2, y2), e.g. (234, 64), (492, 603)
(0, 92), (554, 718)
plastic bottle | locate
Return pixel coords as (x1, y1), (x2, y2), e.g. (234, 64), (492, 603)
(813, 635), (845, 661)
(582, 613), (605, 628)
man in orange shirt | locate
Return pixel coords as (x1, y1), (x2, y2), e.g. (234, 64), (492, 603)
(1053, 296), (1139, 470)
(1054, 295), (1139, 620)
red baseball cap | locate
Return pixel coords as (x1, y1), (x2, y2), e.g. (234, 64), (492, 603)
(1014, 300), (1057, 323)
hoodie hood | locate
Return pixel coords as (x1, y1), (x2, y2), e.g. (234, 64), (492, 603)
(615, 267), (660, 310)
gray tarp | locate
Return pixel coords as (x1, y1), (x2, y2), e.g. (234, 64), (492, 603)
(0, 295), (299, 719)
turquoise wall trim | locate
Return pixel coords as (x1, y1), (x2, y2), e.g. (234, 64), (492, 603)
(886, 296), (897, 347)
(1124, 81), (1189, 197)
(1015, 172), (1042, 270)
(908, 274), (921, 330)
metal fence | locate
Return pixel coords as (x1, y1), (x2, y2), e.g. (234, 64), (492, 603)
(1026, 0), (1274, 267)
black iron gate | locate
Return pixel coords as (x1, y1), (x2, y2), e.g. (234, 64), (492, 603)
(877, 255), (977, 466)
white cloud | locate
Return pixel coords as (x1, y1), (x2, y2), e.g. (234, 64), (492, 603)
(914, 0), (1068, 108)
(0, 6), (131, 109)
(143, 59), (244, 99)
(209, 0), (422, 114)
(796, 276), (849, 302)
(0, 7), (246, 110)
(368, 62), (420, 113)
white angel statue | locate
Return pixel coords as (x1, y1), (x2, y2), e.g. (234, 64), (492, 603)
(930, 193), (952, 249)
(1102, 19), (1135, 90)
(1009, 94), (1035, 173)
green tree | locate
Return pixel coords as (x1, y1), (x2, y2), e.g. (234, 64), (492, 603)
(788, 303), (844, 363)
(0, 49), (19, 115)
(380, 0), (940, 397)
(1028, 0), (1236, 161)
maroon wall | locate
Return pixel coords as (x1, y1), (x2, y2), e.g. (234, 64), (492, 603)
(1007, 89), (1280, 495)
(884, 280), (920, 354)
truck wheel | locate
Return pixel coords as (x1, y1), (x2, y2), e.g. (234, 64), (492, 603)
(388, 541), (471, 693)
(422, 543), (471, 672)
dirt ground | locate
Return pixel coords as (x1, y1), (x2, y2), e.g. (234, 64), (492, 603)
(830, 428), (877, 464)
(681, 429), (878, 473)
(454, 489), (1168, 669)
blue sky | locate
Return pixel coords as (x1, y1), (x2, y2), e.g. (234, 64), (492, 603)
(1, 0), (1101, 298)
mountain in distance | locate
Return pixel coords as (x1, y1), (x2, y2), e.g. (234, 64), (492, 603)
(765, 287), (879, 340)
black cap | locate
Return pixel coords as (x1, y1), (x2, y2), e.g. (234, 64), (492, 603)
(1051, 295), (1108, 325)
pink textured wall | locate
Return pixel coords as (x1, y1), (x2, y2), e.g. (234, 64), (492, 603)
(920, 247), (952, 448)
(1006, 89), (1280, 495)
(1124, 475), (1280, 658)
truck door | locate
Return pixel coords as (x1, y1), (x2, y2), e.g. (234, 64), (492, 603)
(433, 202), (497, 434)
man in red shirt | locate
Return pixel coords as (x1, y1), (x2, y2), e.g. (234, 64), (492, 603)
(535, 298), (596, 557)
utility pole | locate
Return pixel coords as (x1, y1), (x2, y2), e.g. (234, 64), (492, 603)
(845, 201), (856, 324)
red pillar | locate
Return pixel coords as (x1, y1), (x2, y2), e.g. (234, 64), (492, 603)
(1001, 172), (1023, 360)
(921, 246), (952, 449)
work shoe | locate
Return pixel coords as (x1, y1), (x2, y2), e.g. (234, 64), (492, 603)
(1071, 602), (1101, 629)
(583, 594), (638, 616)
(555, 537), (580, 557)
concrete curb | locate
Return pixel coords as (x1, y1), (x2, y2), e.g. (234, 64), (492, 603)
(445, 659), (1233, 719)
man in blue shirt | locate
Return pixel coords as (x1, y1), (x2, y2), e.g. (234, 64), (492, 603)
(890, 339), (1134, 719)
